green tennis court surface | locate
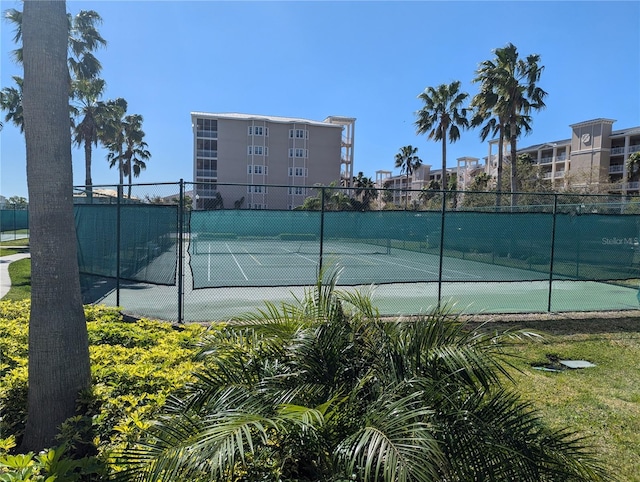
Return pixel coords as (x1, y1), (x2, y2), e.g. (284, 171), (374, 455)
(91, 243), (639, 322)
(98, 277), (639, 323)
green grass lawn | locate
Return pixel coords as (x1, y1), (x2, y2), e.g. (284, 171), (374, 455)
(2, 258), (30, 301)
(481, 316), (640, 481)
(0, 237), (29, 256)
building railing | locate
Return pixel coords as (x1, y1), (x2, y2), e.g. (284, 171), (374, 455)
(611, 144), (640, 155)
(196, 149), (217, 158)
(609, 165), (624, 173)
(196, 130), (217, 139)
(612, 181), (640, 191)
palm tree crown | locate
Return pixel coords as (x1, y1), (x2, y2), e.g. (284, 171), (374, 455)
(472, 43), (547, 205)
(71, 78), (109, 188)
(415, 80), (469, 191)
(394, 145), (422, 209)
(105, 111), (150, 198)
(4, 8), (106, 80)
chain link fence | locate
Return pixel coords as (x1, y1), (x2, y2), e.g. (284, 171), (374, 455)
(0, 206), (29, 242)
(14, 181), (640, 322)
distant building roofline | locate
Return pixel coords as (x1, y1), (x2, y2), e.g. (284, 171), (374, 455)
(191, 112), (343, 128)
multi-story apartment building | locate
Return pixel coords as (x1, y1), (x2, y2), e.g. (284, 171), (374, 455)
(191, 112), (355, 210)
(375, 165), (434, 206)
(484, 118), (640, 194)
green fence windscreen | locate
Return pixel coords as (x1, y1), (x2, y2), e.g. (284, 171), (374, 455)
(188, 210), (639, 289)
(75, 204), (178, 285)
(0, 209), (29, 232)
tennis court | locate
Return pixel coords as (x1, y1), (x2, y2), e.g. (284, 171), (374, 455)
(97, 247), (640, 322)
(187, 238), (563, 288)
(70, 183), (640, 322)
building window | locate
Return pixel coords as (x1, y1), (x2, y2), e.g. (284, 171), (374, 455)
(288, 148), (308, 158)
(247, 185), (266, 193)
(288, 167), (308, 177)
(248, 146), (268, 156)
(197, 158), (217, 179)
(289, 129), (308, 139)
(197, 138), (217, 158)
(248, 165), (266, 175)
(288, 187), (306, 195)
(248, 126), (268, 136)
(196, 118), (217, 138)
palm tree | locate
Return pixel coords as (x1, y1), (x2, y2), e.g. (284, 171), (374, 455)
(0, 77), (24, 132)
(4, 7), (106, 81)
(394, 145), (422, 209)
(1, 8), (106, 138)
(416, 81), (469, 192)
(626, 151), (640, 181)
(20, 0), (91, 451)
(116, 268), (609, 481)
(472, 43), (547, 206)
(66, 10), (107, 81)
(101, 98), (128, 188)
(71, 77), (109, 195)
(351, 171), (377, 210)
(119, 114), (151, 199)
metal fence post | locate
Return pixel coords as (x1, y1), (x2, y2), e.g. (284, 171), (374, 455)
(319, 187), (326, 277)
(547, 194), (558, 312)
(116, 185), (122, 307)
(437, 189), (446, 307)
(178, 179), (184, 323)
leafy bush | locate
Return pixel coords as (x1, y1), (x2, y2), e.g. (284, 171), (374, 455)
(0, 437), (104, 481)
(115, 269), (610, 482)
(0, 301), (207, 466)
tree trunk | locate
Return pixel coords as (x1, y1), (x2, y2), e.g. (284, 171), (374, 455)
(510, 122), (518, 208)
(495, 130), (504, 208)
(21, 0), (91, 452)
(441, 137), (447, 206)
(84, 137), (92, 202)
(441, 135), (448, 209)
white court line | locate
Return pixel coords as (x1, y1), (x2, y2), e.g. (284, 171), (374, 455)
(348, 253), (482, 279)
(279, 247), (317, 263)
(226, 243), (249, 280)
(244, 248), (262, 265)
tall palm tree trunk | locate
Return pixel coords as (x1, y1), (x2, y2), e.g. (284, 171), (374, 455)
(21, 0), (91, 451)
(510, 122), (518, 208)
(405, 172), (409, 210)
(84, 137), (93, 201)
(496, 130), (504, 208)
(441, 136), (447, 202)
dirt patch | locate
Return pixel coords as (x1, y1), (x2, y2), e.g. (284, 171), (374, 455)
(460, 310), (640, 335)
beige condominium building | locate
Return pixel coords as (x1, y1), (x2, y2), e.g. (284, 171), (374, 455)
(191, 112), (355, 210)
(484, 118), (640, 194)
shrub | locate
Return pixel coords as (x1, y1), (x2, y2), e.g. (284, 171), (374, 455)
(0, 301), (207, 465)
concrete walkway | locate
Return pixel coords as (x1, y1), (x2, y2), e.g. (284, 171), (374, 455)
(0, 252), (30, 299)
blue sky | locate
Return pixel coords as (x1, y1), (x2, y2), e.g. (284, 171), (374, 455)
(1, 1), (639, 199)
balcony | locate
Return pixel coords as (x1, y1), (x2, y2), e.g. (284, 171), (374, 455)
(538, 154), (566, 165)
(609, 164), (624, 174)
(611, 181), (640, 191)
(197, 149), (217, 158)
(197, 130), (217, 139)
(554, 171), (565, 178)
(611, 144), (640, 156)
(196, 170), (217, 179)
